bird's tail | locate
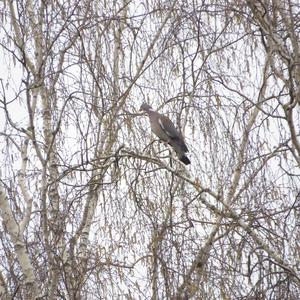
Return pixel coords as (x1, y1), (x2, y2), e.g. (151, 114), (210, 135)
(180, 155), (191, 165)
(172, 137), (188, 152)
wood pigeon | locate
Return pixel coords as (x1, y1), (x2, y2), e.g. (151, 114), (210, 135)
(140, 103), (191, 165)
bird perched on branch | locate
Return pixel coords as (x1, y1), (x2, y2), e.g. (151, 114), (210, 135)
(140, 103), (191, 165)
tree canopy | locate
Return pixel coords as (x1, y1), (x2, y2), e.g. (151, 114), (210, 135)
(0, 0), (299, 299)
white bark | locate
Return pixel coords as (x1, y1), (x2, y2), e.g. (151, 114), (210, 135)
(18, 140), (33, 233)
(0, 180), (39, 299)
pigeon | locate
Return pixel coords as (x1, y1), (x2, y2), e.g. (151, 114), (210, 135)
(140, 103), (191, 165)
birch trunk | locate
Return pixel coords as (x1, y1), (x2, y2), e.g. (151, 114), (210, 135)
(0, 182), (39, 299)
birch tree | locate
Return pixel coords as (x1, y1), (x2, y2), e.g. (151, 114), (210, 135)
(0, 0), (299, 299)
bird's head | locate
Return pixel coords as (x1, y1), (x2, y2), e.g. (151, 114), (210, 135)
(140, 103), (153, 113)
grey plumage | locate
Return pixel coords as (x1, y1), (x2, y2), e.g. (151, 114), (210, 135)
(140, 103), (191, 165)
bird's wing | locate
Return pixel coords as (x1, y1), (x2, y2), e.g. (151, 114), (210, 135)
(158, 115), (181, 139)
(158, 115), (189, 153)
